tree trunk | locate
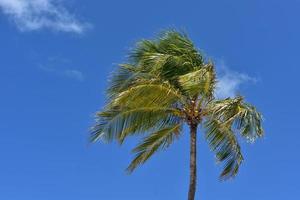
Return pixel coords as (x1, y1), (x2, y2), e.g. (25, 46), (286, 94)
(188, 123), (197, 200)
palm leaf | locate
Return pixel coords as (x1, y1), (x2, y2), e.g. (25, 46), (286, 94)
(208, 97), (263, 142)
(234, 103), (264, 141)
(205, 119), (244, 179)
(107, 64), (149, 98)
(91, 106), (182, 143)
(127, 123), (182, 172)
(111, 82), (185, 107)
(178, 63), (216, 98)
(129, 31), (204, 83)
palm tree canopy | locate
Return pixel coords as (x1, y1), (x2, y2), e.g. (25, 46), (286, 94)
(92, 30), (263, 179)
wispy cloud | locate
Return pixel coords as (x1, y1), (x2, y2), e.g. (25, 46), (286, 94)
(215, 60), (257, 99)
(39, 57), (85, 81)
(0, 0), (90, 34)
(64, 69), (84, 81)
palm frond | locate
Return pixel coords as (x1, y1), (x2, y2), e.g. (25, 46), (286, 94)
(235, 103), (264, 142)
(129, 31), (204, 83)
(157, 30), (204, 67)
(111, 82), (186, 108)
(127, 123), (182, 172)
(91, 106), (182, 143)
(205, 119), (243, 179)
(178, 63), (216, 98)
(107, 64), (147, 99)
(207, 97), (263, 142)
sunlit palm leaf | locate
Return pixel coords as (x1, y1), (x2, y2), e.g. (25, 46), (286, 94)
(107, 64), (151, 99)
(91, 106), (181, 143)
(178, 63), (216, 98)
(234, 103), (263, 141)
(156, 30), (204, 67)
(205, 119), (243, 179)
(111, 82), (185, 107)
(208, 97), (263, 142)
(127, 123), (182, 172)
(130, 31), (204, 83)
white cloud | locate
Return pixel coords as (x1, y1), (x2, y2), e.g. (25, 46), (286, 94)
(0, 0), (89, 33)
(64, 69), (84, 81)
(38, 57), (85, 81)
(215, 60), (257, 99)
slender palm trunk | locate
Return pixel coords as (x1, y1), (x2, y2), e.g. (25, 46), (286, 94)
(188, 123), (197, 200)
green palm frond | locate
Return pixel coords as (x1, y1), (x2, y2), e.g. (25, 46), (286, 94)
(139, 52), (193, 80)
(156, 30), (204, 66)
(91, 106), (181, 143)
(205, 119), (243, 179)
(234, 103), (263, 141)
(178, 63), (216, 98)
(129, 31), (204, 83)
(208, 97), (263, 142)
(208, 97), (243, 123)
(111, 82), (185, 108)
(127, 123), (182, 172)
(107, 64), (147, 98)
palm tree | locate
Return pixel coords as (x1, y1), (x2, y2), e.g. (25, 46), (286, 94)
(91, 30), (263, 200)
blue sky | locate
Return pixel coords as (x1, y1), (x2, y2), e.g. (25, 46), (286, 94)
(0, 0), (299, 199)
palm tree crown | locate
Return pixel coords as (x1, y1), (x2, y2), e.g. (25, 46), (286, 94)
(91, 30), (263, 199)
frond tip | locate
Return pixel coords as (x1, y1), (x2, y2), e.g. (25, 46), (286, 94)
(126, 124), (182, 173)
(91, 106), (181, 143)
(205, 119), (244, 180)
(208, 97), (264, 143)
